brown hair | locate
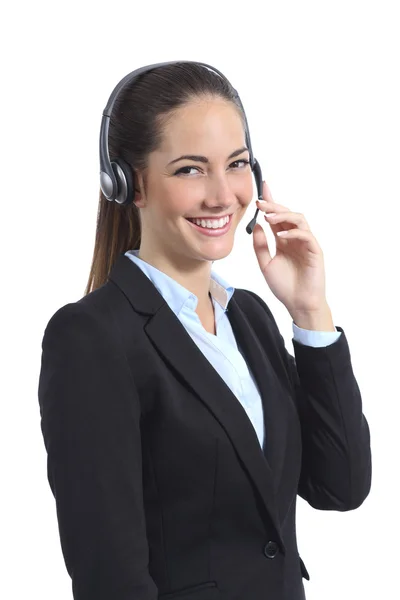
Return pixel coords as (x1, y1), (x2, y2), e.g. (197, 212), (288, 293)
(84, 62), (245, 296)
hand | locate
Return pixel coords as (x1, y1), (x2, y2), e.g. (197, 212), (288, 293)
(252, 181), (331, 320)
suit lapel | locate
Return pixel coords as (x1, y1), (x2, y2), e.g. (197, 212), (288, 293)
(226, 295), (289, 498)
(108, 254), (289, 550)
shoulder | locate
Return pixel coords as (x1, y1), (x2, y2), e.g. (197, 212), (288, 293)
(41, 280), (123, 352)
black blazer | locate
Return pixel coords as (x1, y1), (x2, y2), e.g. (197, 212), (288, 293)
(38, 253), (371, 600)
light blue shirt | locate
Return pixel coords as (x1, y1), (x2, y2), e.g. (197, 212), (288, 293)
(124, 249), (341, 449)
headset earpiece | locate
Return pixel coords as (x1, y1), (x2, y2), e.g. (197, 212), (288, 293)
(109, 158), (134, 206)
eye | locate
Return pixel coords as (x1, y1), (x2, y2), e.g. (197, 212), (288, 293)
(174, 166), (200, 176)
(174, 159), (250, 176)
(230, 159), (250, 169)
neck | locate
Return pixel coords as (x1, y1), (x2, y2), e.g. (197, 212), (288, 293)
(137, 246), (213, 309)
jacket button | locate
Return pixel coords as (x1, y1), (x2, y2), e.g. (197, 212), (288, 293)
(264, 541), (279, 559)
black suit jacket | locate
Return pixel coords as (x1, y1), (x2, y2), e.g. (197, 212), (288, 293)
(38, 254), (371, 600)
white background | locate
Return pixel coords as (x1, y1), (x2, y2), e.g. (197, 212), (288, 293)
(2, 0), (399, 598)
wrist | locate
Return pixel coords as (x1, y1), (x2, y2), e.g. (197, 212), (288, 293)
(290, 304), (336, 331)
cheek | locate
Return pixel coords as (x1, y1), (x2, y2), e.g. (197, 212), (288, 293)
(164, 182), (201, 216)
(237, 171), (254, 204)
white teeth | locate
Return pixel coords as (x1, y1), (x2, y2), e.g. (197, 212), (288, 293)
(189, 215), (230, 229)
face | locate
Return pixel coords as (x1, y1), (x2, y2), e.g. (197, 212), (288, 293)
(135, 96), (254, 268)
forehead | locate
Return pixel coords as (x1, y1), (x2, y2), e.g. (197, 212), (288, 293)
(158, 97), (246, 153)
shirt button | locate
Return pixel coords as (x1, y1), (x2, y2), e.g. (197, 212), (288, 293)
(263, 541), (279, 559)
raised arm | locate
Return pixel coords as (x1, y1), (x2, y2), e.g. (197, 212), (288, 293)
(245, 290), (372, 511)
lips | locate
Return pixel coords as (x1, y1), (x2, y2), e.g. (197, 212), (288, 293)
(185, 214), (233, 237)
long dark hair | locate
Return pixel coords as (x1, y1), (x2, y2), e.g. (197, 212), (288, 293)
(84, 62), (245, 296)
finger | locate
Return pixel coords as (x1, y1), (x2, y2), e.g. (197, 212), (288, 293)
(260, 181), (290, 212)
(264, 211), (310, 231)
(252, 223), (273, 271)
(263, 180), (274, 202)
(276, 228), (321, 254)
(257, 199), (291, 213)
(262, 181), (283, 207)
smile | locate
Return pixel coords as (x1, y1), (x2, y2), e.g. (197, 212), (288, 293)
(185, 214), (233, 237)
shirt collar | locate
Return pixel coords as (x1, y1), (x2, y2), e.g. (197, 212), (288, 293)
(124, 249), (235, 317)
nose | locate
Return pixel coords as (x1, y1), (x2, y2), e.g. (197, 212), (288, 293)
(203, 172), (236, 208)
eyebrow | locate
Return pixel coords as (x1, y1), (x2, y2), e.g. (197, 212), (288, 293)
(167, 146), (249, 166)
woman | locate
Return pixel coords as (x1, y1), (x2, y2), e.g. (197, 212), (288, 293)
(38, 61), (371, 600)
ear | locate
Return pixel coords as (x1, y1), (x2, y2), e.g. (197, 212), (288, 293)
(133, 170), (146, 207)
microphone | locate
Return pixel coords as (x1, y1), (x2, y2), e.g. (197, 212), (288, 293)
(246, 209), (259, 234)
(245, 159), (263, 234)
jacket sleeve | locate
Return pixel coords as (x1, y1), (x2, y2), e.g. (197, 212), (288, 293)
(38, 303), (158, 600)
(244, 290), (372, 512)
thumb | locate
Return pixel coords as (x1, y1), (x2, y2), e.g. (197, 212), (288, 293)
(252, 223), (272, 272)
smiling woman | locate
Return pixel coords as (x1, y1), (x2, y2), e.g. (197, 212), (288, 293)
(38, 61), (371, 600)
(86, 63), (257, 302)
(86, 65), (257, 314)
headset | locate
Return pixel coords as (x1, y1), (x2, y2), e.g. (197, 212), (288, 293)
(99, 60), (261, 234)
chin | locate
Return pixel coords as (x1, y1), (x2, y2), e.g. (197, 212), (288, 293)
(200, 245), (234, 263)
